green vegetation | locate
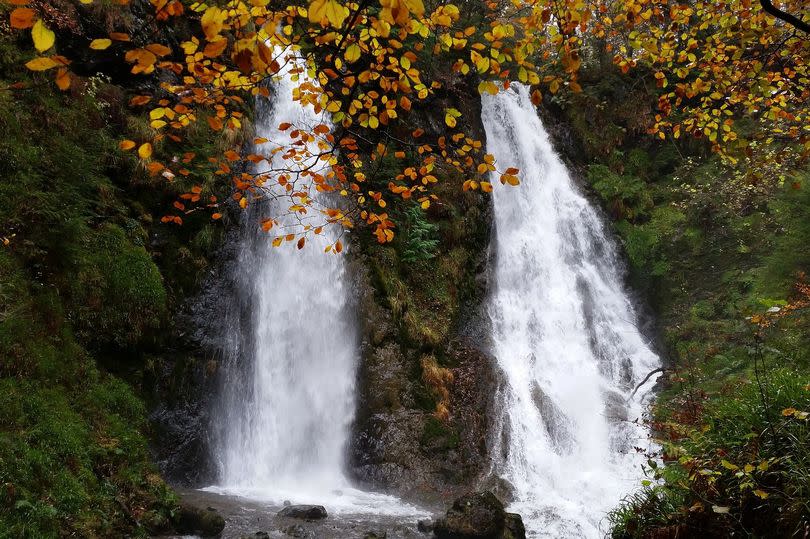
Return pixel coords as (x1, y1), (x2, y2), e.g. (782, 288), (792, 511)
(0, 25), (225, 537)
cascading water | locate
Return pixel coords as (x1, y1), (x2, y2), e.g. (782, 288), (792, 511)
(481, 84), (660, 537)
(207, 48), (418, 516)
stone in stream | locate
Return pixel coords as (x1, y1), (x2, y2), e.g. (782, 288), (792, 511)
(238, 533), (270, 539)
(418, 519), (434, 533)
(174, 502), (226, 537)
(433, 491), (526, 539)
(277, 504), (328, 520)
(282, 524), (316, 538)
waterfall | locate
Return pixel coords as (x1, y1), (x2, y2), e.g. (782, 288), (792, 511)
(481, 84), (660, 537)
(206, 49), (418, 516)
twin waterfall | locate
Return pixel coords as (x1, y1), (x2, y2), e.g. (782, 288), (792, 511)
(209, 52), (413, 515)
(210, 58), (659, 536)
(211, 55), (359, 503)
(482, 85), (660, 537)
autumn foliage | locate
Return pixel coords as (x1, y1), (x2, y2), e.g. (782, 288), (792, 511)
(6, 0), (810, 245)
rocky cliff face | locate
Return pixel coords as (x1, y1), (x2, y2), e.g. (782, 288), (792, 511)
(346, 79), (503, 501)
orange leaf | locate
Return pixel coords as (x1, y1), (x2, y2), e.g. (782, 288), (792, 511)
(54, 68), (70, 90)
(203, 38), (227, 58)
(129, 95), (151, 106)
(207, 116), (223, 131)
(10, 8), (36, 29)
(297, 237), (305, 249)
(119, 140), (136, 150)
(25, 56), (61, 71)
(145, 43), (171, 56)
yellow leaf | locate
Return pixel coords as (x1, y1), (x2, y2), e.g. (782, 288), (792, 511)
(32, 20), (55, 52)
(444, 108), (460, 128)
(25, 56), (60, 71)
(201, 6), (225, 40)
(272, 236), (283, 247)
(90, 38), (112, 50)
(344, 43), (361, 63)
(720, 459), (739, 471)
(308, 0), (347, 27)
(138, 142), (153, 159)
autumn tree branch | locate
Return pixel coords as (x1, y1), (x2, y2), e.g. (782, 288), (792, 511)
(759, 0), (810, 34)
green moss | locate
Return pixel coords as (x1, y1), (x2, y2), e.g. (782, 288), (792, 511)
(420, 416), (460, 451)
(65, 223), (167, 347)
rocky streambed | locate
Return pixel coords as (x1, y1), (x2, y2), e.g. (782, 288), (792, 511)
(159, 489), (525, 539)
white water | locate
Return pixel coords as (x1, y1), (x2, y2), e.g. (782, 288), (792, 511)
(208, 49), (422, 517)
(482, 84), (660, 537)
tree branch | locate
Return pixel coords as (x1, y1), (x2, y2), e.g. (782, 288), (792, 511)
(759, 0), (810, 34)
(628, 367), (666, 401)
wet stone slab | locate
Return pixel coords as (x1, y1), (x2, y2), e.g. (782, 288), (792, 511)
(156, 488), (434, 539)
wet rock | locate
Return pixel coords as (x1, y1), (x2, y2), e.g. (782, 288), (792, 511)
(503, 513), (526, 539)
(239, 532), (270, 539)
(277, 504), (328, 520)
(283, 499), (292, 506)
(418, 519), (434, 533)
(433, 491), (525, 539)
(283, 524), (316, 538)
(530, 382), (574, 454)
(175, 502), (226, 537)
(364, 532), (387, 539)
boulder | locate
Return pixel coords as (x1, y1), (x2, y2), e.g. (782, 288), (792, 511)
(277, 504), (328, 521)
(433, 492), (525, 539)
(175, 503), (226, 537)
(418, 519), (435, 533)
